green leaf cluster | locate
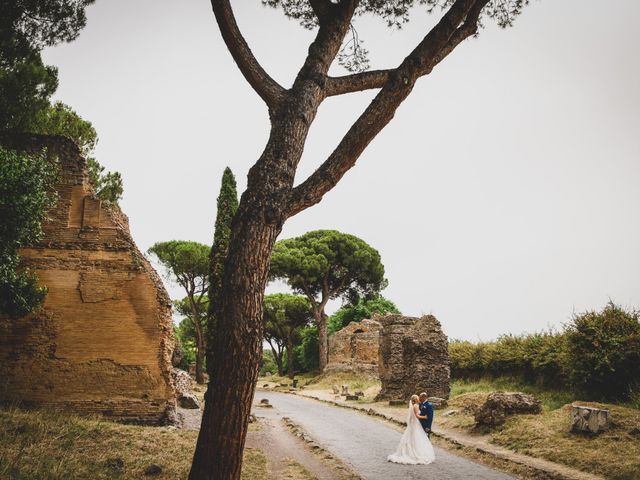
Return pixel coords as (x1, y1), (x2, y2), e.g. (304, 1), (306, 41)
(566, 302), (640, 401)
(207, 167), (238, 341)
(328, 294), (400, 334)
(31, 102), (123, 205)
(0, 146), (58, 316)
(0, 1), (94, 132)
(449, 302), (640, 402)
(148, 241), (211, 291)
(269, 229), (387, 304)
(263, 293), (313, 376)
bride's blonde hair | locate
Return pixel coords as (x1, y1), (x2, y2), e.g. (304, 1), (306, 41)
(411, 394), (419, 404)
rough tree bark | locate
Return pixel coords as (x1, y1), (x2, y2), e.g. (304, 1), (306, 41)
(190, 0), (489, 478)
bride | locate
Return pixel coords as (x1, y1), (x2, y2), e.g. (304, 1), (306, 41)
(387, 394), (436, 465)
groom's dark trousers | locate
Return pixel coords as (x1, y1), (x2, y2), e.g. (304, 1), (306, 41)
(419, 401), (434, 437)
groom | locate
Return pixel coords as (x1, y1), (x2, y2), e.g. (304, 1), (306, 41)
(418, 392), (434, 438)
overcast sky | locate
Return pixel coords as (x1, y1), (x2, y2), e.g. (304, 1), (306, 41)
(43, 0), (640, 341)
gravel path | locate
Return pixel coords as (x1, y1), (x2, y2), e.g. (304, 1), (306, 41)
(255, 391), (515, 480)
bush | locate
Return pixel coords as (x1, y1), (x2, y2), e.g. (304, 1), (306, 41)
(260, 350), (278, 376)
(294, 326), (319, 372)
(449, 332), (565, 386)
(565, 302), (640, 401)
(450, 302), (640, 403)
(328, 295), (400, 335)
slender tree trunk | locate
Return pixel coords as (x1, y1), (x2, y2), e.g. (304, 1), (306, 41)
(317, 309), (329, 372)
(286, 336), (295, 379)
(269, 344), (284, 376)
(195, 335), (205, 384)
(190, 301), (206, 385)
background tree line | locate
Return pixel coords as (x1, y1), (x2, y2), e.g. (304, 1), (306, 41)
(449, 302), (640, 403)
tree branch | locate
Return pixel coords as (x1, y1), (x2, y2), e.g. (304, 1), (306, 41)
(325, 69), (393, 96)
(287, 0), (488, 217)
(211, 0), (285, 108)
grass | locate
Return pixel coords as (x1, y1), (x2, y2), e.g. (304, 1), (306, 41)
(0, 406), (267, 480)
(441, 378), (640, 479)
(280, 459), (316, 480)
(451, 377), (574, 411)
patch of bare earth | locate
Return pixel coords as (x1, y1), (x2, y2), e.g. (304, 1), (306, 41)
(247, 415), (359, 480)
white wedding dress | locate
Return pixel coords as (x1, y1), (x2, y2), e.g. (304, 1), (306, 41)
(387, 401), (436, 465)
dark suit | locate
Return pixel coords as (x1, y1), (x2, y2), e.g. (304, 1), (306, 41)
(419, 400), (434, 433)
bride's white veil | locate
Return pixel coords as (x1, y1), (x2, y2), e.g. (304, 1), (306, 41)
(406, 400), (414, 425)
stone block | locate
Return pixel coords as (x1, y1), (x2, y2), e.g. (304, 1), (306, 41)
(177, 393), (200, 409)
(571, 405), (611, 434)
(475, 392), (542, 427)
(376, 314), (450, 402)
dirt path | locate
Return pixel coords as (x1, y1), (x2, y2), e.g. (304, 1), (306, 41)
(246, 415), (347, 480)
(177, 399), (352, 479)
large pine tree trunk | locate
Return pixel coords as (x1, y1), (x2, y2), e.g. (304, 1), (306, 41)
(189, 208), (281, 480)
(189, 101), (311, 480)
(189, 11), (355, 476)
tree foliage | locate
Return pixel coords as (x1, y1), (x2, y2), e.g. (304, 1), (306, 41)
(174, 295), (210, 371)
(148, 240), (210, 383)
(31, 102), (123, 204)
(0, 146), (58, 317)
(270, 230), (387, 304)
(264, 0), (529, 72)
(0, 1), (94, 132)
(269, 230), (387, 370)
(207, 167), (238, 349)
(263, 293), (313, 377)
(449, 302), (640, 402)
(566, 302), (640, 401)
(328, 294), (400, 334)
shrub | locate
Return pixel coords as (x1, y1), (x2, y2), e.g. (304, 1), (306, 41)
(327, 295), (400, 335)
(565, 302), (640, 401)
(260, 350), (278, 376)
(294, 326), (319, 372)
(450, 330), (566, 387)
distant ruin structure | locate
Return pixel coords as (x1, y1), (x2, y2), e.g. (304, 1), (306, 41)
(376, 314), (450, 401)
(0, 134), (176, 424)
(326, 318), (381, 376)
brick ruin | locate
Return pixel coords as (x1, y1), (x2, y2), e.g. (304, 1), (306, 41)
(0, 134), (176, 424)
(376, 314), (450, 401)
(326, 313), (450, 400)
(326, 318), (382, 376)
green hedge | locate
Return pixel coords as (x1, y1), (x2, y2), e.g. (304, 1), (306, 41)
(449, 302), (640, 401)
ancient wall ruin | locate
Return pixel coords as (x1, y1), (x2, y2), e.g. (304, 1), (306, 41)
(326, 318), (381, 376)
(0, 134), (176, 424)
(376, 314), (450, 401)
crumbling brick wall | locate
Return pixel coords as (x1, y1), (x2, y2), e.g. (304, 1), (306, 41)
(376, 314), (450, 401)
(326, 319), (382, 376)
(0, 134), (176, 424)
